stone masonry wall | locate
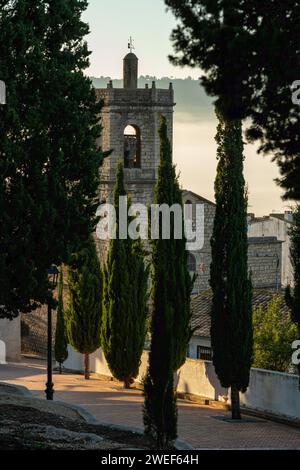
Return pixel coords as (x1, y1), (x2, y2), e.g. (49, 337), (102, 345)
(96, 84), (174, 264)
(248, 238), (282, 289)
(183, 191), (282, 293)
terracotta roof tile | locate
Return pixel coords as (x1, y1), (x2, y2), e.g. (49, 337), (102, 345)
(191, 289), (291, 338)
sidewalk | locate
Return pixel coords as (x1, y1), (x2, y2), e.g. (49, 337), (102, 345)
(1, 358), (300, 449)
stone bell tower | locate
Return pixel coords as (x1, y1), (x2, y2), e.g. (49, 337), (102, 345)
(96, 51), (175, 209)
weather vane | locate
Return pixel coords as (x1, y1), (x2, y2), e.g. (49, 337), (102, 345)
(128, 36), (135, 53)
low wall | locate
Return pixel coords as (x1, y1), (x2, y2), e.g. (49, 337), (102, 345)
(63, 348), (300, 422)
(0, 317), (21, 362)
(242, 368), (300, 420)
(21, 308), (57, 358)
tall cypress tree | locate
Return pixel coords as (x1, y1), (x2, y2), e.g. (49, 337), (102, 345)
(54, 269), (68, 373)
(101, 162), (148, 389)
(66, 237), (102, 380)
(164, 1), (253, 420)
(285, 206), (300, 378)
(210, 107), (253, 420)
(172, 217), (194, 372)
(0, 1), (104, 319)
(143, 115), (191, 448)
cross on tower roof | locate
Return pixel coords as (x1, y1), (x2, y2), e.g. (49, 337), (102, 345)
(128, 36), (135, 53)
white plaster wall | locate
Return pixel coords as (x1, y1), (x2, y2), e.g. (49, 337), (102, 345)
(176, 358), (228, 402)
(0, 317), (21, 362)
(63, 345), (84, 371)
(242, 368), (300, 420)
(188, 336), (211, 359)
(65, 347), (300, 422)
(92, 348), (114, 377)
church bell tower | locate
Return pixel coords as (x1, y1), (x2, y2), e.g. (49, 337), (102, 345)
(96, 48), (175, 258)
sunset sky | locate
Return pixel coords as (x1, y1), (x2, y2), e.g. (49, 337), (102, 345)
(83, 0), (288, 216)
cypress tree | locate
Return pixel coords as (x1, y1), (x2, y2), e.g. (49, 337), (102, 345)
(165, 1), (253, 420)
(101, 162), (148, 389)
(210, 107), (253, 420)
(285, 206), (300, 378)
(54, 269), (68, 373)
(66, 237), (102, 380)
(143, 115), (191, 448)
(0, 1), (104, 319)
(172, 219), (194, 372)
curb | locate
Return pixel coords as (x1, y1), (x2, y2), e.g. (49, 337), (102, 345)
(0, 381), (194, 450)
(240, 406), (300, 430)
(58, 411), (194, 450)
(0, 381), (33, 397)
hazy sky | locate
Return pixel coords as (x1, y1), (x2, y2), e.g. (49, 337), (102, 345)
(84, 0), (288, 216)
(83, 0), (198, 79)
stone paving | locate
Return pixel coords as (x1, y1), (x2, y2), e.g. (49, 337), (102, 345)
(1, 358), (300, 449)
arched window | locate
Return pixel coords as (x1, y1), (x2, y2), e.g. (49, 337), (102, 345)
(185, 199), (193, 220)
(124, 125), (141, 169)
(187, 253), (196, 273)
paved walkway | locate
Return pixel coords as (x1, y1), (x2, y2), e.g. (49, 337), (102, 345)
(1, 358), (300, 449)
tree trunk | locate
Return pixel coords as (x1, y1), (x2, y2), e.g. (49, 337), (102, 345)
(231, 385), (241, 419)
(84, 353), (90, 380)
(124, 378), (131, 389)
(59, 363), (62, 374)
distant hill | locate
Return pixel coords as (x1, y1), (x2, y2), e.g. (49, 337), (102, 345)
(90, 76), (215, 122)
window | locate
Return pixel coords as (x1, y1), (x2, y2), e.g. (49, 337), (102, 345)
(187, 253), (196, 273)
(185, 199), (193, 220)
(197, 346), (212, 361)
(124, 124), (141, 168)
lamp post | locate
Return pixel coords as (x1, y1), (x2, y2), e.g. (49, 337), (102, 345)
(45, 265), (59, 400)
(0, 80), (6, 105)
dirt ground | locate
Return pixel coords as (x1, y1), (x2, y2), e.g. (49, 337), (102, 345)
(0, 383), (154, 450)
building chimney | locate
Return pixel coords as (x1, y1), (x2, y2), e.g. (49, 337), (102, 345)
(284, 210), (293, 223)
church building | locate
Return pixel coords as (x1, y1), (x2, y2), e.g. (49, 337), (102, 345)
(95, 50), (283, 292)
(96, 51), (175, 260)
(16, 50), (288, 363)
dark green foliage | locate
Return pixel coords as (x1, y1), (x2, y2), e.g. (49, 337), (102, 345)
(66, 237), (102, 379)
(153, 115), (193, 372)
(101, 162), (148, 389)
(54, 269), (68, 373)
(144, 115), (191, 448)
(253, 296), (298, 373)
(143, 372), (177, 450)
(165, 0), (300, 199)
(285, 206), (300, 341)
(0, 0), (104, 319)
(210, 107), (253, 419)
(172, 197), (194, 372)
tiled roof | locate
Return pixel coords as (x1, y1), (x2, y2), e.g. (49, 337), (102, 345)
(191, 289), (291, 338)
(271, 213), (295, 225)
(248, 237), (282, 244)
(182, 189), (216, 207)
(190, 290), (213, 338)
(248, 213), (295, 225)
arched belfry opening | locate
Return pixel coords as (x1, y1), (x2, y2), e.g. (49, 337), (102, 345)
(185, 200), (193, 220)
(124, 124), (141, 168)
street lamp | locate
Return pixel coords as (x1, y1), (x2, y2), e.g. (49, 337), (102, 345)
(45, 265), (59, 400)
(0, 80), (6, 105)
